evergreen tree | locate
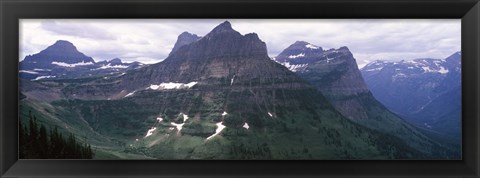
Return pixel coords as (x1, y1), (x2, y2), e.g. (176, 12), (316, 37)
(19, 111), (94, 159)
(38, 125), (48, 158)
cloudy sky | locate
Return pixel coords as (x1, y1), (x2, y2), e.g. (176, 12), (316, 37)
(20, 19), (460, 68)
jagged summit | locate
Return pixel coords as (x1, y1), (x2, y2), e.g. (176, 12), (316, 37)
(165, 21), (268, 62)
(177, 31), (201, 39)
(115, 21), (302, 88)
(208, 21), (234, 34)
(338, 46), (350, 51)
(170, 31), (201, 55)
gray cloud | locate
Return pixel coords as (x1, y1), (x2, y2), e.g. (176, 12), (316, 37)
(21, 19), (460, 67)
(40, 21), (117, 40)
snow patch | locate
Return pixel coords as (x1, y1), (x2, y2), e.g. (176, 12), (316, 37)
(206, 122), (227, 140)
(326, 56), (335, 63)
(230, 75), (235, 86)
(306, 44), (319, 49)
(33, 69), (51, 71)
(393, 73), (407, 79)
(180, 113), (189, 122)
(148, 82), (198, 90)
(422, 66), (434, 73)
(144, 127), (157, 138)
(222, 111), (228, 116)
(157, 117), (163, 122)
(149, 85), (160, 90)
(422, 66), (449, 74)
(243, 123), (250, 129)
(32, 75), (55, 81)
(268, 112), (273, 117)
(124, 91), (136, 97)
(283, 62), (308, 72)
(364, 67), (383, 72)
(288, 53), (305, 59)
(52, 61), (94, 67)
(20, 70), (39, 74)
(99, 63), (129, 69)
(438, 67), (449, 74)
(171, 122), (185, 133)
(424, 123), (432, 128)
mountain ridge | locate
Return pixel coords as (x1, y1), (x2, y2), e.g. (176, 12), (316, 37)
(360, 52), (461, 141)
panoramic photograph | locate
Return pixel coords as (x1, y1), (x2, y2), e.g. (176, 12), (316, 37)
(18, 19), (461, 160)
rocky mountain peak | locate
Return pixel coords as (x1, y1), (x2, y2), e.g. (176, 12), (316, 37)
(52, 40), (75, 47)
(170, 32), (202, 55)
(165, 21), (268, 63)
(42, 40), (80, 54)
(120, 21), (300, 88)
(208, 21), (234, 34)
(445, 51), (461, 62)
(292, 41), (309, 46)
(21, 40), (95, 67)
(337, 46), (350, 52)
(109, 58), (122, 64)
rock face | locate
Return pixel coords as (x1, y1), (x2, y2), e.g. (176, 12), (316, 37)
(169, 32), (201, 55)
(275, 41), (325, 68)
(274, 41), (461, 156)
(113, 21), (306, 92)
(361, 52), (461, 141)
(275, 42), (371, 119)
(19, 41), (143, 80)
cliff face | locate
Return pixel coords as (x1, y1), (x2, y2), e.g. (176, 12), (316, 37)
(275, 42), (370, 119)
(169, 32), (201, 55)
(75, 21), (311, 97)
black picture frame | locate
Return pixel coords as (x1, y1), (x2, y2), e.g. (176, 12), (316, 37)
(1, 0), (479, 177)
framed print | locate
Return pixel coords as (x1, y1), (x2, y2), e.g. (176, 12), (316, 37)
(1, 0), (479, 177)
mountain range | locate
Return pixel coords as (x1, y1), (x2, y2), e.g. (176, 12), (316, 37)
(273, 41), (459, 155)
(19, 40), (143, 81)
(360, 52), (461, 142)
(19, 21), (460, 159)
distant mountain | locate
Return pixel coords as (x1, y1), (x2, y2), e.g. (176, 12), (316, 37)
(19, 40), (144, 80)
(274, 41), (459, 156)
(95, 58), (143, 71)
(19, 21), (457, 159)
(169, 32), (201, 55)
(360, 52), (461, 141)
(21, 40), (95, 70)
